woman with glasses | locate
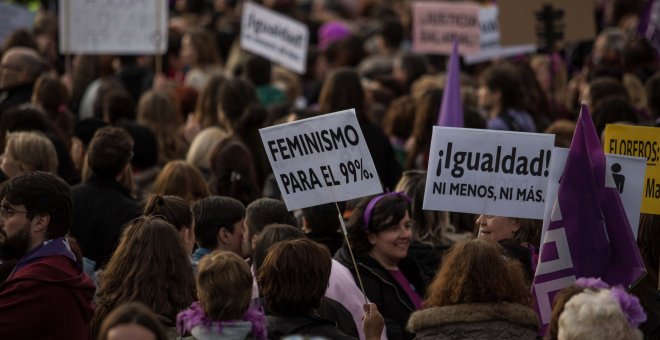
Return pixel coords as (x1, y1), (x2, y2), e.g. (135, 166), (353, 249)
(334, 192), (427, 340)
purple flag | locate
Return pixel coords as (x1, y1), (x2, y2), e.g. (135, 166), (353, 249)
(531, 104), (646, 334)
(437, 39), (463, 127)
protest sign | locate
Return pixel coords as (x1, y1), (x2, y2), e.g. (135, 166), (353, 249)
(541, 148), (646, 241)
(532, 105), (644, 334)
(59, 0), (167, 54)
(241, 2), (309, 74)
(0, 3), (35, 47)
(412, 1), (481, 55)
(259, 109), (382, 211)
(423, 127), (555, 219)
(603, 124), (660, 215)
(464, 5), (536, 64)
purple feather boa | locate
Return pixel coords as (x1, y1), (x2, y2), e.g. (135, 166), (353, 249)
(177, 302), (267, 340)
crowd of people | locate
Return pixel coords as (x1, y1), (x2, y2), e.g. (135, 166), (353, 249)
(0, 0), (659, 339)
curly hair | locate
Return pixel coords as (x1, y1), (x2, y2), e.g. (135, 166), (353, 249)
(346, 194), (411, 254)
(92, 216), (196, 336)
(425, 238), (529, 307)
(558, 289), (643, 340)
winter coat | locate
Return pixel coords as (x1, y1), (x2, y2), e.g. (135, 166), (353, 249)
(71, 175), (141, 269)
(335, 247), (427, 340)
(177, 302), (267, 340)
(0, 255), (95, 339)
(407, 302), (539, 340)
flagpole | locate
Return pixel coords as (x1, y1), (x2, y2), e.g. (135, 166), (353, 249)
(335, 201), (369, 305)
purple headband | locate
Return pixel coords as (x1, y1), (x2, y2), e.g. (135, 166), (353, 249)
(362, 191), (412, 232)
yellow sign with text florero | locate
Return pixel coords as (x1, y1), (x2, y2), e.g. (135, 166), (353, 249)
(603, 124), (660, 214)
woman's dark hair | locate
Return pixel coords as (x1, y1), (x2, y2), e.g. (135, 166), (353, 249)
(346, 194), (411, 253)
(233, 103), (271, 189)
(209, 138), (260, 206)
(97, 302), (169, 340)
(194, 74), (226, 129)
(2, 29), (38, 52)
(588, 77), (629, 112)
(192, 196), (245, 249)
(480, 63), (525, 112)
(396, 53), (429, 92)
(382, 95), (415, 141)
(406, 89), (442, 170)
(258, 238), (332, 315)
(143, 195), (193, 231)
(253, 223), (305, 275)
(92, 216), (196, 337)
(219, 79), (258, 128)
(318, 68), (368, 123)
(591, 97), (639, 136)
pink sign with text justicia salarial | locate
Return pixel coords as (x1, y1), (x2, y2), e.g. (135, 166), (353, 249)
(412, 1), (481, 55)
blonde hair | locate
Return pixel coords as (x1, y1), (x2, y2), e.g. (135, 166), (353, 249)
(558, 289), (643, 340)
(4, 131), (58, 174)
(185, 127), (228, 170)
(197, 251), (252, 321)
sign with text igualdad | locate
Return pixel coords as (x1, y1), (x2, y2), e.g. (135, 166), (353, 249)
(259, 109), (382, 211)
(241, 1), (309, 74)
(423, 127), (555, 218)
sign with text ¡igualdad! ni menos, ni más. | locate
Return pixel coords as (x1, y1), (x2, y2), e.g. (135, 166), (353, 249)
(423, 127), (555, 219)
(240, 1), (309, 74)
(259, 109), (383, 211)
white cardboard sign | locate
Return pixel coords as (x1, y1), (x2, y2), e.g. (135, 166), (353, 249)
(540, 148), (647, 241)
(59, 0), (168, 54)
(423, 127), (555, 219)
(259, 109), (382, 211)
(464, 6), (536, 64)
(241, 2), (309, 74)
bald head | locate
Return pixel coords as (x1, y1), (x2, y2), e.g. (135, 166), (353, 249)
(1, 47), (45, 89)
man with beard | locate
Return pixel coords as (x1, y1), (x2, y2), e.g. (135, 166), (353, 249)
(0, 171), (95, 339)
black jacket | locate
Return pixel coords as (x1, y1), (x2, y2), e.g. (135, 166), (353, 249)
(266, 313), (356, 340)
(0, 82), (33, 116)
(407, 242), (450, 280)
(334, 247), (427, 340)
(71, 175), (140, 269)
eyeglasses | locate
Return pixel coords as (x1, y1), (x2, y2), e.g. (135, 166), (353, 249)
(0, 205), (32, 220)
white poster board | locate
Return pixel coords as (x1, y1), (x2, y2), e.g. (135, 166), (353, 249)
(260, 109), (382, 210)
(423, 127), (555, 219)
(541, 148), (647, 241)
(0, 3), (35, 47)
(59, 0), (168, 54)
(241, 2), (309, 74)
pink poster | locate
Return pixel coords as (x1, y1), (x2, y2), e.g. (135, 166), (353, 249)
(412, 2), (481, 55)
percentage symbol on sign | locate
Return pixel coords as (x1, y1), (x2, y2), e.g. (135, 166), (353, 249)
(354, 158), (371, 180)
